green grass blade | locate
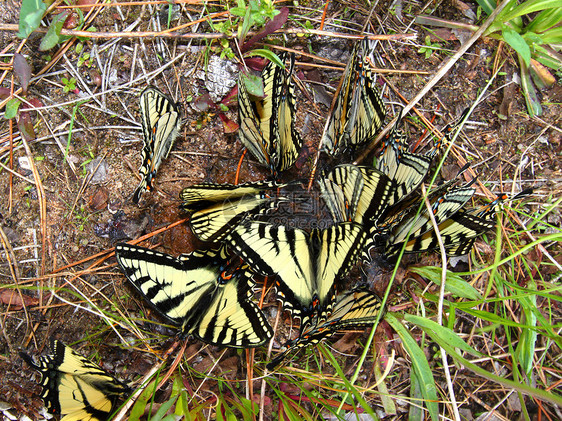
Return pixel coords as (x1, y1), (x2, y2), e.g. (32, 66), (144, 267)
(404, 314), (481, 357)
(385, 314), (439, 421)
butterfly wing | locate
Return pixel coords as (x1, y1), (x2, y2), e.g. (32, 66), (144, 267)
(320, 165), (395, 225)
(238, 70), (272, 169)
(193, 265), (273, 347)
(376, 116), (432, 207)
(271, 53), (302, 173)
(115, 244), (226, 334)
(384, 185), (476, 255)
(133, 87), (181, 203)
(322, 39), (386, 156)
(313, 222), (366, 314)
(226, 221), (315, 318)
(267, 288), (383, 369)
(189, 195), (276, 242)
(180, 181), (285, 242)
(179, 181), (280, 212)
(115, 244), (271, 347)
(20, 340), (129, 421)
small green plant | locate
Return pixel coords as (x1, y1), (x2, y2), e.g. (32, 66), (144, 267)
(478, 0), (562, 116)
(418, 34), (443, 59)
(77, 52), (91, 68)
(61, 77), (77, 93)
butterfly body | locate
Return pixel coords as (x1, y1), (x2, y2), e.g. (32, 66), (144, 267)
(321, 38), (386, 157)
(133, 87), (182, 203)
(238, 54), (302, 176)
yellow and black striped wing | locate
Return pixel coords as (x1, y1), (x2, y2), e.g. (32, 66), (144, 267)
(376, 118), (432, 207)
(238, 54), (302, 175)
(133, 87), (182, 203)
(319, 164), (395, 225)
(180, 181), (285, 242)
(180, 181), (280, 212)
(322, 38), (386, 156)
(189, 196), (276, 242)
(272, 54), (302, 172)
(267, 288), (383, 369)
(20, 340), (130, 421)
(401, 209), (495, 256)
(384, 185), (476, 252)
(226, 221), (366, 330)
(193, 267), (273, 346)
(115, 244), (272, 347)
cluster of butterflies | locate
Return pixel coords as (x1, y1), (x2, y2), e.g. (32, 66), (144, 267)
(21, 38), (529, 421)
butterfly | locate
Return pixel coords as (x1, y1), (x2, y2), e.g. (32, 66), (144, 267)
(132, 86), (182, 204)
(226, 221), (366, 332)
(321, 38), (386, 157)
(383, 189), (532, 257)
(179, 181), (286, 242)
(267, 288), (384, 369)
(376, 109), (471, 208)
(381, 184), (477, 257)
(318, 164), (395, 225)
(238, 53), (302, 176)
(20, 339), (131, 421)
(115, 244), (273, 347)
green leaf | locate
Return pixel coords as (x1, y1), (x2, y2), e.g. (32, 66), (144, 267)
(385, 313), (439, 421)
(525, 7), (562, 33)
(519, 54), (542, 116)
(5, 98), (21, 120)
(501, 0), (562, 23)
(516, 295), (538, 376)
(237, 3), (252, 42)
(502, 28), (531, 66)
(409, 266), (482, 300)
(244, 49), (283, 68)
(539, 27), (562, 44)
(531, 45), (562, 70)
(405, 314), (481, 357)
(474, 0), (496, 15)
(18, 0), (46, 39)
(40, 11), (69, 51)
(151, 394), (178, 421)
(239, 71), (264, 97)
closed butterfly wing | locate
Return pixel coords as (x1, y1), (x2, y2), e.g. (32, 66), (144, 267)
(376, 115), (432, 206)
(385, 190), (531, 257)
(133, 87), (182, 203)
(318, 165), (364, 223)
(238, 54), (302, 175)
(180, 181), (285, 242)
(20, 340), (130, 421)
(115, 244), (272, 347)
(384, 185), (476, 256)
(322, 38), (386, 156)
(319, 164), (395, 225)
(267, 288), (384, 369)
(400, 209), (494, 256)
